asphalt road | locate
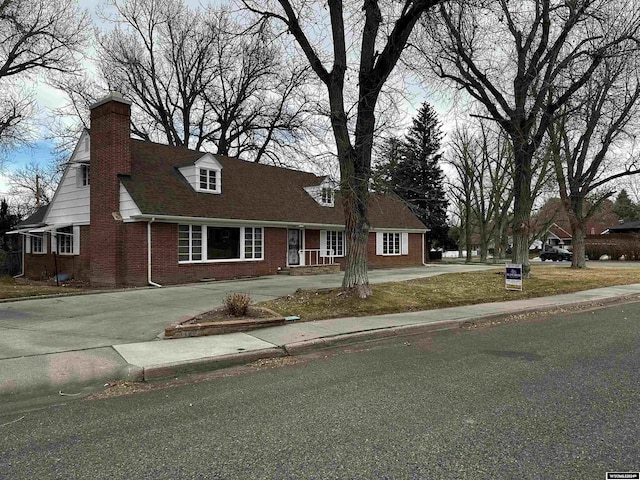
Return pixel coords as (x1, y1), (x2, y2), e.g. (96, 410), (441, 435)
(1, 301), (639, 479)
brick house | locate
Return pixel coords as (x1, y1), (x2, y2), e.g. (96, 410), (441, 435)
(12, 92), (428, 286)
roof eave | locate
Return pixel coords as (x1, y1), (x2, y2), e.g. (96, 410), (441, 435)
(130, 214), (427, 233)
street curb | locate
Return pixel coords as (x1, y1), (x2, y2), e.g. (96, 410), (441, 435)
(0, 357), (144, 405)
(142, 347), (287, 381)
(283, 320), (464, 355)
(139, 294), (640, 383)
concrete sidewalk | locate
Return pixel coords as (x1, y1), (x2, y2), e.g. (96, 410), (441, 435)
(2, 278), (640, 407)
(0, 264), (496, 405)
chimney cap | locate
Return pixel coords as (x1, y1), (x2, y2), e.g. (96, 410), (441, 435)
(90, 91), (132, 110)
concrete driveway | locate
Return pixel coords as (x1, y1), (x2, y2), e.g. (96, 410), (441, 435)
(0, 264), (497, 360)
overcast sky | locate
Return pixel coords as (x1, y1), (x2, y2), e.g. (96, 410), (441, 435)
(1, 0), (447, 200)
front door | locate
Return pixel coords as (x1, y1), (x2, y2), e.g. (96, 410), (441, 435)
(287, 229), (302, 266)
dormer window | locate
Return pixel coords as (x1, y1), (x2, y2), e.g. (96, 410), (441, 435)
(321, 187), (334, 205)
(199, 168), (218, 192)
(305, 180), (335, 207)
(179, 154), (223, 194)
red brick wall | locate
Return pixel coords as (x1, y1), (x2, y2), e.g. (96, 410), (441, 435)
(122, 222), (148, 286)
(330, 232), (424, 270)
(22, 224), (424, 285)
(367, 232), (424, 268)
(304, 229), (320, 249)
(89, 96), (132, 286)
(23, 227), (91, 282)
(145, 224), (289, 285)
(299, 230), (424, 270)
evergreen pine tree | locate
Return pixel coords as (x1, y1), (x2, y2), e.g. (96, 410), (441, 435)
(614, 189), (640, 222)
(386, 102), (449, 247)
(0, 199), (19, 252)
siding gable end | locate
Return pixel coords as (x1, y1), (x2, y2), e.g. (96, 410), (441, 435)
(44, 132), (91, 226)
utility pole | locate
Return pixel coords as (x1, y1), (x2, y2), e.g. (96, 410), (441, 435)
(35, 175), (40, 209)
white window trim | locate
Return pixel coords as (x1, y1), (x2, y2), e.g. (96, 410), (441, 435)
(320, 230), (345, 258)
(178, 225), (264, 264)
(53, 226), (80, 256)
(197, 167), (221, 194)
(178, 225), (203, 262)
(29, 233), (47, 254)
(243, 226), (263, 260)
(376, 232), (409, 256)
(75, 164), (90, 188)
(320, 187), (334, 206)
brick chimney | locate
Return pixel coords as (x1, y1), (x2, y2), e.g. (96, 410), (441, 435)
(89, 92), (132, 286)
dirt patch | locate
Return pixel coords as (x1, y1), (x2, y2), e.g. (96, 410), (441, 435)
(188, 305), (277, 324)
(164, 305), (289, 339)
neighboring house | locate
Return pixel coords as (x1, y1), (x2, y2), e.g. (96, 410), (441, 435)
(602, 220), (640, 234)
(544, 223), (572, 247)
(11, 92), (427, 286)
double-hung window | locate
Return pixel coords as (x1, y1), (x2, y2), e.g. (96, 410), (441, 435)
(179, 225), (203, 262)
(321, 230), (345, 258)
(320, 187), (334, 205)
(76, 164), (90, 187)
(81, 165), (90, 186)
(244, 227), (263, 259)
(199, 168), (218, 192)
(31, 233), (45, 254)
(57, 226), (74, 254)
(383, 232), (401, 255)
(376, 232), (408, 256)
(179, 225), (263, 262)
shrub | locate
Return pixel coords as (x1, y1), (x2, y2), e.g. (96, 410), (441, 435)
(223, 292), (252, 317)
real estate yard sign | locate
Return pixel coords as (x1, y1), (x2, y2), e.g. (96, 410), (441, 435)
(505, 264), (523, 291)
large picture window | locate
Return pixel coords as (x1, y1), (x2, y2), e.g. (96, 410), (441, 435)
(207, 227), (240, 259)
(179, 225), (263, 263)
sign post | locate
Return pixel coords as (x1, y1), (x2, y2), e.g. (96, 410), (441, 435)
(505, 263), (523, 291)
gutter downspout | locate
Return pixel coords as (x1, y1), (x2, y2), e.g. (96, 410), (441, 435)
(422, 232), (428, 266)
(148, 218), (162, 287)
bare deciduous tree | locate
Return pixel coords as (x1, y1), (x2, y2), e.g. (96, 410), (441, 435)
(418, 0), (640, 275)
(6, 161), (60, 216)
(0, 0), (89, 161)
(447, 120), (515, 262)
(61, 0), (315, 165)
(242, 0), (445, 297)
(446, 124), (477, 262)
(549, 53), (640, 268)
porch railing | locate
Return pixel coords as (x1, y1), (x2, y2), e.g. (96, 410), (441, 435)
(298, 249), (336, 266)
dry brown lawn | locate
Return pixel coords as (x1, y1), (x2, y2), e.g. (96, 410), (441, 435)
(0, 276), (81, 300)
(259, 266), (640, 321)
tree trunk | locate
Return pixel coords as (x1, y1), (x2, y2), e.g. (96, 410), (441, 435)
(340, 167), (372, 298)
(464, 205), (473, 263)
(479, 223), (488, 262)
(571, 223), (586, 268)
(567, 196), (587, 269)
(510, 142), (533, 276)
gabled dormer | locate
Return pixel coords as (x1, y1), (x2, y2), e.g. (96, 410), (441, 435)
(178, 153), (223, 194)
(304, 177), (335, 207)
